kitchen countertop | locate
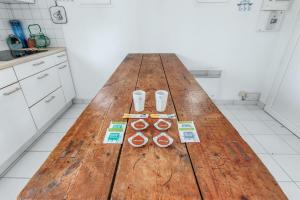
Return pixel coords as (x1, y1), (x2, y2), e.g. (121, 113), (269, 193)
(18, 54), (287, 200)
(0, 47), (66, 70)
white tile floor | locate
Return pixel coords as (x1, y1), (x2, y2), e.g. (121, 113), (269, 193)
(1, 103), (300, 199)
(218, 104), (300, 199)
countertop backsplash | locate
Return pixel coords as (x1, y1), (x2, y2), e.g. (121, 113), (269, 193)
(0, 3), (14, 51)
(0, 0), (66, 51)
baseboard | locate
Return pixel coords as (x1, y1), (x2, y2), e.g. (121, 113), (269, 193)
(257, 101), (266, 109)
(73, 98), (92, 104)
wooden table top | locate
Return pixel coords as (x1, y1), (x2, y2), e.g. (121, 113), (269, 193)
(18, 54), (287, 200)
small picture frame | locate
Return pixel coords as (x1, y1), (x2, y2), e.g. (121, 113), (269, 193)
(49, 5), (68, 24)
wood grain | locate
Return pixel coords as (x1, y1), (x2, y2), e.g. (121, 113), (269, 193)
(161, 53), (287, 200)
(18, 54), (143, 200)
(111, 54), (201, 200)
(18, 53), (287, 200)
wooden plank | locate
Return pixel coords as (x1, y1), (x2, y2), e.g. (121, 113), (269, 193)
(111, 54), (202, 200)
(161, 54), (287, 200)
(18, 54), (143, 200)
(158, 54), (200, 92)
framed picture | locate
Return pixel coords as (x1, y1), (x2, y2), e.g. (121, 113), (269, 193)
(49, 5), (68, 24)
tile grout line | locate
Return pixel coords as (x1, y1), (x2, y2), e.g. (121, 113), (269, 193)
(271, 154), (300, 183)
(225, 106), (300, 156)
(224, 105), (300, 195)
(245, 135), (269, 154)
(251, 133), (298, 155)
(257, 153), (294, 183)
(276, 134), (300, 154)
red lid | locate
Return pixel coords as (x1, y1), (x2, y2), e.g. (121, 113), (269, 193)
(134, 121), (147, 129)
(154, 119), (171, 131)
(157, 121), (170, 129)
(157, 135), (170, 145)
(131, 135), (145, 146)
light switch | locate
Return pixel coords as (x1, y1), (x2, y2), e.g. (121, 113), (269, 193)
(257, 11), (285, 32)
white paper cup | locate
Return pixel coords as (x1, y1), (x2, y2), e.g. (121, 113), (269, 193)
(155, 90), (168, 112)
(133, 90), (146, 112)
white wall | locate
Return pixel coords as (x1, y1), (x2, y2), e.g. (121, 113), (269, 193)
(264, 13), (300, 135)
(261, 0), (300, 104)
(0, 0), (299, 101)
(61, 0), (286, 100)
(1, 0), (296, 100)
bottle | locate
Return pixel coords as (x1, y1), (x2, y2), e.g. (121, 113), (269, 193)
(9, 20), (28, 48)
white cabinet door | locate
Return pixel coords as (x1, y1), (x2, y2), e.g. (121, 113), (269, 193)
(57, 62), (76, 103)
(0, 68), (18, 89)
(30, 88), (66, 129)
(20, 67), (61, 107)
(53, 51), (68, 66)
(0, 83), (37, 174)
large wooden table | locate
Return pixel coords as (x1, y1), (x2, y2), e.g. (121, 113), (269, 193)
(18, 54), (287, 200)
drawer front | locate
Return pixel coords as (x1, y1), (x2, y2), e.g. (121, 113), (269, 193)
(0, 68), (18, 89)
(53, 51), (68, 66)
(30, 88), (66, 129)
(20, 67), (61, 107)
(57, 62), (76, 102)
(14, 56), (53, 80)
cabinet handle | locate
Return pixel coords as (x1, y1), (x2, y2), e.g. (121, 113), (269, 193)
(33, 61), (45, 66)
(57, 54), (66, 58)
(58, 65), (67, 70)
(37, 73), (49, 80)
(3, 87), (21, 96)
(45, 96), (56, 103)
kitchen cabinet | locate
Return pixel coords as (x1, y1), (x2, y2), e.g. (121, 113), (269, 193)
(0, 83), (37, 174)
(53, 52), (68, 66)
(30, 88), (66, 129)
(0, 49), (75, 175)
(57, 62), (76, 103)
(14, 56), (53, 80)
(20, 67), (61, 107)
(0, 68), (17, 89)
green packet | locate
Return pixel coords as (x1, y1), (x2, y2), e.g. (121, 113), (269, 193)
(178, 128), (195, 131)
(177, 121), (196, 129)
(109, 121), (127, 132)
